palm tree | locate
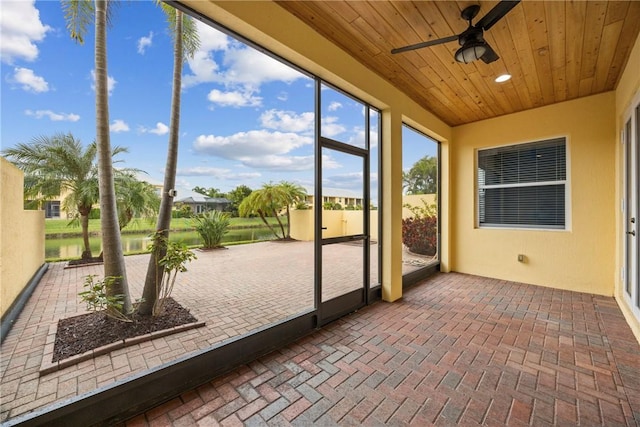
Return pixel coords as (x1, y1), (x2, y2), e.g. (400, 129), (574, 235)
(403, 155), (438, 195)
(63, 0), (132, 315)
(2, 133), (128, 260)
(115, 173), (161, 230)
(238, 182), (307, 240)
(277, 181), (307, 238)
(139, 2), (199, 316)
(239, 189), (285, 239)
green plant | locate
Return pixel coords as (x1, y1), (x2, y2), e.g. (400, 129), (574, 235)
(172, 204), (192, 218)
(402, 200), (438, 256)
(323, 201), (343, 210)
(78, 275), (130, 321)
(192, 210), (231, 249)
(148, 232), (197, 315)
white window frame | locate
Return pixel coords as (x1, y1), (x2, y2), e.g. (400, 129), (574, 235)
(476, 137), (570, 231)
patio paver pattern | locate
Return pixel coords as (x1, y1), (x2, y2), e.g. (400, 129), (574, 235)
(121, 273), (640, 426)
(0, 240), (384, 422)
(1, 240), (639, 425)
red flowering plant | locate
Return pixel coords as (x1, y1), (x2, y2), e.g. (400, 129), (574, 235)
(402, 200), (438, 256)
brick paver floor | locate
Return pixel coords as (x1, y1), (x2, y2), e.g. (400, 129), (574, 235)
(2, 242), (639, 425)
(0, 240), (428, 423)
(122, 273), (640, 426)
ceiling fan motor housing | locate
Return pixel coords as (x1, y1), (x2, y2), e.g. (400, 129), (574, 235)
(458, 26), (484, 46)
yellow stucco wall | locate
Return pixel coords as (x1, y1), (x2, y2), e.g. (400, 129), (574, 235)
(615, 31), (640, 342)
(0, 158), (45, 317)
(290, 210), (379, 242)
(451, 92), (616, 296)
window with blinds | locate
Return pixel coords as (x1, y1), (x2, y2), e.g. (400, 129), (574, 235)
(477, 138), (567, 229)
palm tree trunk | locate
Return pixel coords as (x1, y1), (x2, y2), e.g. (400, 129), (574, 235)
(272, 209), (286, 239)
(258, 211), (280, 239)
(140, 10), (184, 315)
(80, 210), (92, 259)
(95, 0), (132, 314)
(285, 206), (291, 238)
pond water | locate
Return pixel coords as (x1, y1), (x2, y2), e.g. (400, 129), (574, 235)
(45, 228), (274, 260)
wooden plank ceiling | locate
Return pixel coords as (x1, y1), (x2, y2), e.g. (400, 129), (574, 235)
(275, 1), (640, 126)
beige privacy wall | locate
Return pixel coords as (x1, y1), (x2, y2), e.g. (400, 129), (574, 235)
(0, 158), (45, 317)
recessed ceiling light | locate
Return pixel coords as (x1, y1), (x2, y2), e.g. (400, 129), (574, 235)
(495, 74), (511, 83)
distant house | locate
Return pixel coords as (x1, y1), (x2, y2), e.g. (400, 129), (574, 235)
(174, 193), (231, 214)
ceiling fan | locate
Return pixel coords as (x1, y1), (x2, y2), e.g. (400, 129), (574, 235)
(391, 0), (520, 64)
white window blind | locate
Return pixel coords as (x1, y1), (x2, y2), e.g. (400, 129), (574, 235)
(477, 138), (566, 229)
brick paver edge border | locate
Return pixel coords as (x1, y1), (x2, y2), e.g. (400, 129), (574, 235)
(39, 321), (206, 376)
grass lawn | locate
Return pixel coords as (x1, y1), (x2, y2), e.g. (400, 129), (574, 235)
(45, 216), (283, 236)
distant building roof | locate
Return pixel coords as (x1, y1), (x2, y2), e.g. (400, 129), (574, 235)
(175, 195), (231, 204)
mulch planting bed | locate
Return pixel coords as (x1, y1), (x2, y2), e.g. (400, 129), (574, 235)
(53, 298), (197, 362)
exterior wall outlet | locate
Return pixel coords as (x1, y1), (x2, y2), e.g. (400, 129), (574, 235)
(518, 254), (525, 262)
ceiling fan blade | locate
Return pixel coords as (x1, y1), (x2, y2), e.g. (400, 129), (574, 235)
(475, 0), (520, 31)
(391, 34), (459, 54)
(480, 43), (499, 63)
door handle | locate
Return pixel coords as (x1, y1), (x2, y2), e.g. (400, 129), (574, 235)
(628, 230), (636, 236)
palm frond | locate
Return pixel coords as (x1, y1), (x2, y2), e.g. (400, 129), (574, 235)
(62, 0), (94, 44)
(158, 2), (200, 60)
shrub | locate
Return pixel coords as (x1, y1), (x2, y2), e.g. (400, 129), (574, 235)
(402, 200), (437, 256)
(78, 275), (129, 321)
(192, 210), (231, 249)
(172, 204), (192, 218)
(148, 232), (197, 315)
(88, 208), (100, 219)
(323, 202), (343, 210)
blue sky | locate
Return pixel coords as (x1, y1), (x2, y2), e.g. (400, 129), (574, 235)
(1, 1), (436, 199)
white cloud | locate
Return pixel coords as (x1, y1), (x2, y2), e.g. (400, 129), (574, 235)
(328, 101), (342, 111)
(220, 47), (303, 88)
(197, 21), (230, 52)
(345, 127), (367, 148)
(183, 21), (306, 91)
(320, 116), (346, 138)
(182, 50), (220, 88)
(242, 155), (316, 171)
(176, 166), (261, 180)
(177, 166), (231, 177)
(0, 0), (50, 64)
(321, 154), (340, 169)
(12, 67), (48, 92)
(137, 31), (153, 54)
(25, 109), (80, 122)
(140, 122), (169, 135)
(182, 22), (229, 88)
(110, 119), (130, 133)
(90, 70), (117, 96)
(260, 110), (314, 133)
(207, 89), (261, 108)
(193, 130), (314, 171)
